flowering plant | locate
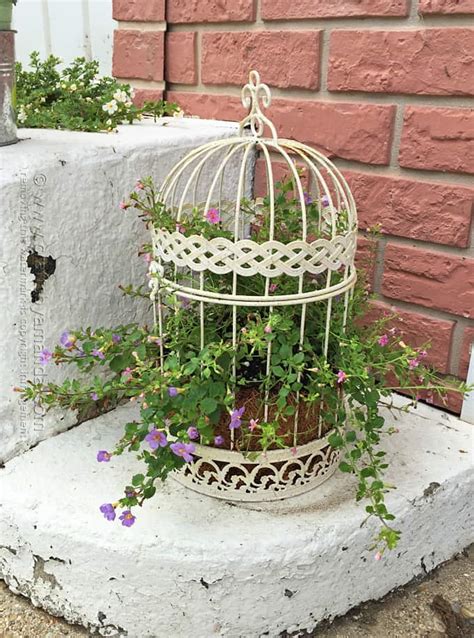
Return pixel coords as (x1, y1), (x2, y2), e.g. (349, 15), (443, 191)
(15, 52), (180, 132)
(19, 177), (469, 556)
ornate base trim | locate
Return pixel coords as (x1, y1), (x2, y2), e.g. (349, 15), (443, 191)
(173, 436), (339, 502)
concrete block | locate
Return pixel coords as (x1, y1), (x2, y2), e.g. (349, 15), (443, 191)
(0, 395), (472, 636)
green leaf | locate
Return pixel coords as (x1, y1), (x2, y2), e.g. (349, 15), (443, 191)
(328, 433), (343, 448)
(200, 397), (217, 414)
(339, 461), (352, 473)
(132, 473), (144, 486)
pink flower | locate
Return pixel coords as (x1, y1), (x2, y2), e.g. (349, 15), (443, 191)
(290, 446), (297, 456)
(249, 419), (259, 432)
(205, 208), (220, 224)
(336, 370), (347, 384)
(419, 350), (427, 359)
(122, 367), (133, 381)
(269, 283), (278, 293)
(374, 551), (382, 561)
(264, 324), (272, 334)
(135, 180), (144, 191)
(378, 334), (389, 347)
(119, 201), (129, 210)
(408, 358), (420, 370)
(143, 253), (152, 264)
(175, 222), (186, 233)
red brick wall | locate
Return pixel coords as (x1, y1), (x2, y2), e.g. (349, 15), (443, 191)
(112, 0), (474, 411)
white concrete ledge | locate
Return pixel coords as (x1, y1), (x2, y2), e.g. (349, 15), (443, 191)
(0, 395), (472, 637)
(0, 118), (243, 463)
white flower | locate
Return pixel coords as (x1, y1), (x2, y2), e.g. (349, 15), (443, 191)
(102, 99), (118, 115)
(125, 99), (133, 107)
(106, 118), (112, 126)
(85, 97), (92, 102)
(17, 108), (27, 123)
(113, 89), (129, 103)
(173, 108), (184, 118)
(69, 83), (77, 92)
(40, 96), (46, 103)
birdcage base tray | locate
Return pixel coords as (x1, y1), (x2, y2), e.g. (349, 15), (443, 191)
(172, 436), (340, 502)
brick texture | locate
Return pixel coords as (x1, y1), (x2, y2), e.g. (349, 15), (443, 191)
(254, 158), (309, 198)
(202, 31), (321, 90)
(399, 106), (474, 175)
(345, 171), (474, 247)
(165, 32), (197, 85)
(363, 300), (454, 373)
(167, 0), (255, 23)
(168, 92), (395, 165)
(329, 29), (474, 96)
(132, 88), (164, 107)
(355, 236), (377, 291)
(113, 30), (164, 81)
(419, 0), (474, 14)
(112, 0), (165, 21)
(112, 0), (474, 413)
(262, 0), (409, 19)
(382, 244), (474, 318)
(459, 327), (474, 378)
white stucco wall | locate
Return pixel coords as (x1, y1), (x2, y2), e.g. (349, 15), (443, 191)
(0, 118), (249, 464)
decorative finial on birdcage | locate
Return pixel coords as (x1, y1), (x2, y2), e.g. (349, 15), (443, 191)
(239, 70), (278, 140)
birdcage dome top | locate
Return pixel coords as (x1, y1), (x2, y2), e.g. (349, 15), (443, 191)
(151, 70), (358, 308)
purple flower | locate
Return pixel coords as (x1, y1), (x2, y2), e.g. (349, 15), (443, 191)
(378, 334), (389, 347)
(60, 331), (75, 348)
(214, 435), (224, 446)
(408, 358), (420, 370)
(303, 192), (313, 205)
(168, 386), (178, 397)
(39, 349), (53, 366)
(91, 392), (99, 401)
(336, 370), (347, 384)
(187, 426), (199, 440)
(112, 334), (121, 344)
(92, 349), (105, 360)
(144, 428), (168, 450)
(321, 195), (330, 207)
(229, 406), (245, 430)
(205, 208), (220, 224)
(170, 441), (195, 463)
(119, 510), (136, 527)
(180, 296), (191, 309)
(97, 450), (111, 462)
(99, 503), (116, 521)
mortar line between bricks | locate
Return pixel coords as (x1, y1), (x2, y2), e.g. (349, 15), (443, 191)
(167, 16), (474, 31)
(166, 82), (474, 108)
(116, 78), (165, 90)
(356, 228), (474, 256)
(449, 322), (468, 376)
(375, 292), (473, 327)
(117, 21), (166, 31)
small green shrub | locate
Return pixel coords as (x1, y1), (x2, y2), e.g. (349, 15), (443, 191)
(15, 52), (180, 132)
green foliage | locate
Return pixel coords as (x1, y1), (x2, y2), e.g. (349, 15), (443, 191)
(18, 177), (470, 554)
(15, 52), (180, 132)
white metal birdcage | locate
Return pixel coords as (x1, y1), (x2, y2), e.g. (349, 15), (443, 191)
(149, 71), (358, 502)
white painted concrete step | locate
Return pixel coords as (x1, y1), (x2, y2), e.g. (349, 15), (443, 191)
(0, 396), (472, 637)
